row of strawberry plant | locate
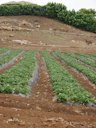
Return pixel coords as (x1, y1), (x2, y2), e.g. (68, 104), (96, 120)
(89, 54), (96, 60)
(65, 53), (96, 68)
(54, 51), (96, 85)
(0, 48), (9, 54)
(0, 49), (22, 66)
(0, 50), (36, 94)
(41, 51), (96, 104)
(73, 53), (96, 61)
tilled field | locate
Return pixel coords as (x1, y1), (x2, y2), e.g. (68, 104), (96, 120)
(0, 16), (96, 128)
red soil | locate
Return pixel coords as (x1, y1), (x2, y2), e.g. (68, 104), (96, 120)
(0, 16), (96, 128)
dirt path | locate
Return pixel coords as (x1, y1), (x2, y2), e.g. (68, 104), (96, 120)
(0, 53), (96, 128)
(52, 53), (96, 97)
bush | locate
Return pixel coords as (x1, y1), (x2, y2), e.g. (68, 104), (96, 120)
(0, 2), (95, 33)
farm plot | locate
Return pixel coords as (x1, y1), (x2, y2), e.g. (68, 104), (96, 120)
(0, 49), (22, 66)
(65, 53), (96, 68)
(54, 51), (96, 85)
(0, 50), (36, 95)
(41, 51), (96, 104)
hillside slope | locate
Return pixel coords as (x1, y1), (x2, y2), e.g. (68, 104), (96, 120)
(0, 16), (96, 128)
(0, 16), (96, 53)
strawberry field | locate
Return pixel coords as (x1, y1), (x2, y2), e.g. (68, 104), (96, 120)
(0, 13), (96, 128)
(0, 48), (96, 105)
(42, 51), (96, 105)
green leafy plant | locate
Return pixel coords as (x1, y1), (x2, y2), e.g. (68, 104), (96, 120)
(0, 49), (22, 65)
(0, 50), (36, 95)
(55, 51), (96, 85)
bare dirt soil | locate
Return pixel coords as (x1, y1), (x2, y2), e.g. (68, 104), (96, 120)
(0, 16), (96, 128)
(0, 16), (96, 53)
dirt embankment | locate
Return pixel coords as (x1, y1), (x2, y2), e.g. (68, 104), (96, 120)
(0, 16), (96, 53)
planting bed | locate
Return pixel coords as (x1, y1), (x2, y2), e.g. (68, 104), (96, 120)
(79, 53), (96, 61)
(0, 49), (22, 66)
(42, 51), (96, 105)
(0, 50), (37, 94)
(0, 48), (9, 54)
(55, 51), (96, 85)
(65, 53), (96, 68)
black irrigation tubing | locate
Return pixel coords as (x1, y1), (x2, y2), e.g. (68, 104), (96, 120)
(0, 51), (24, 71)
(0, 50), (10, 59)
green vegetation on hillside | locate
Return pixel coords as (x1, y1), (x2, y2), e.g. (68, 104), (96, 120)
(0, 2), (95, 33)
